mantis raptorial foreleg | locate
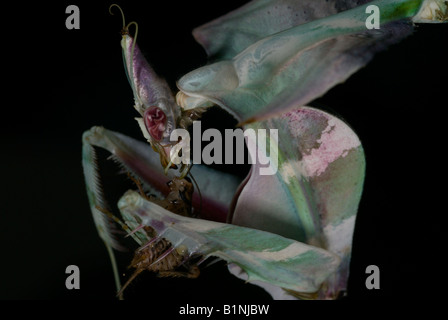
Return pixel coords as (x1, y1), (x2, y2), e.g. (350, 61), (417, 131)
(82, 126), (240, 297)
(82, 126), (171, 297)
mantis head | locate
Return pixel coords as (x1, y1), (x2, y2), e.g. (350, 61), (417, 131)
(110, 4), (181, 170)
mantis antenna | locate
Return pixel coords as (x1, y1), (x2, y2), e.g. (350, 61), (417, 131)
(125, 21), (139, 70)
(125, 21), (140, 114)
(109, 3), (140, 74)
(109, 4), (140, 102)
(109, 4), (126, 28)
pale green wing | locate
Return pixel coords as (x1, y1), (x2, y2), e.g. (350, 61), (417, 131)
(230, 106), (365, 298)
(195, 0), (447, 60)
(193, 0), (371, 60)
(178, 0), (435, 123)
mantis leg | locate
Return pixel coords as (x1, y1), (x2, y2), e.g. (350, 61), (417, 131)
(82, 126), (172, 296)
(81, 126), (242, 296)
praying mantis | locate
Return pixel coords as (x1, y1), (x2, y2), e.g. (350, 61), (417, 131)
(81, 0), (447, 299)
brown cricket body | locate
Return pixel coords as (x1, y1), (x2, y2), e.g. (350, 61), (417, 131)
(117, 177), (200, 297)
(130, 237), (199, 277)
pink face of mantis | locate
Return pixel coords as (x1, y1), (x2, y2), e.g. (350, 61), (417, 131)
(144, 106), (167, 142)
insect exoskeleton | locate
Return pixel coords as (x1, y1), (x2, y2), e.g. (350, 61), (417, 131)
(116, 175), (201, 296)
(131, 175), (196, 218)
(132, 238), (199, 277)
(163, 178), (195, 217)
(119, 228), (200, 296)
(175, 91), (212, 129)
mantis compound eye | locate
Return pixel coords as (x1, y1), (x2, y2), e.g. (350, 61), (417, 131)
(144, 106), (167, 141)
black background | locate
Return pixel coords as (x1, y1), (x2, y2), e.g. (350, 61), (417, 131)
(1, 0), (446, 302)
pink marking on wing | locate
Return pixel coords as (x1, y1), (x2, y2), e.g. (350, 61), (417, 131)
(301, 114), (361, 177)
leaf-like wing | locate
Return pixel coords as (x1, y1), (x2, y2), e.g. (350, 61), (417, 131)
(229, 106), (365, 298)
(194, 0), (372, 60)
(118, 190), (341, 294)
(178, 0), (426, 123)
